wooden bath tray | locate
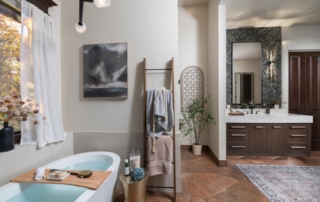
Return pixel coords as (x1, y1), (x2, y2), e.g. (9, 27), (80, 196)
(10, 169), (112, 190)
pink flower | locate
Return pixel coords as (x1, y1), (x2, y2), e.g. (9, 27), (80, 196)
(0, 100), (4, 105)
(7, 104), (14, 109)
(12, 94), (19, 99)
(28, 103), (34, 107)
(26, 98), (32, 102)
(42, 116), (47, 120)
(22, 117), (27, 121)
(33, 109), (39, 114)
(15, 110), (21, 116)
(33, 120), (38, 124)
(19, 101), (25, 105)
(35, 103), (39, 107)
(4, 95), (11, 100)
(0, 107), (8, 113)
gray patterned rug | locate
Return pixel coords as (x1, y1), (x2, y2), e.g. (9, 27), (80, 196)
(237, 164), (320, 202)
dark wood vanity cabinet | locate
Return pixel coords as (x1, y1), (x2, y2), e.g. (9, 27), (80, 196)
(227, 123), (311, 156)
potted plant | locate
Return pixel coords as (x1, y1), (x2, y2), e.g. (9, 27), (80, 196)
(271, 99), (280, 109)
(241, 103), (248, 109)
(179, 96), (214, 155)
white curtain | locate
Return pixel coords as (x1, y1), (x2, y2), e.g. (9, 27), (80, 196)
(20, 0), (67, 147)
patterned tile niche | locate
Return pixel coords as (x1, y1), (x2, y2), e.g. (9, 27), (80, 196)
(226, 27), (282, 106)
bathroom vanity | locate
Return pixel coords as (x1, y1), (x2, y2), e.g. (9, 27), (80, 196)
(226, 113), (313, 157)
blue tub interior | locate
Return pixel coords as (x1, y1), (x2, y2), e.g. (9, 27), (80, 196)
(6, 160), (111, 202)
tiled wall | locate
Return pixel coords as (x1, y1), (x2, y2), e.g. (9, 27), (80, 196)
(226, 27), (282, 106)
(0, 133), (73, 186)
(73, 132), (182, 192)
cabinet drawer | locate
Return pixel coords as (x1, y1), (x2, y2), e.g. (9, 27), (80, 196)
(227, 131), (249, 142)
(285, 130), (309, 143)
(285, 143), (310, 156)
(227, 143), (249, 155)
(227, 123), (249, 131)
(285, 124), (309, 130)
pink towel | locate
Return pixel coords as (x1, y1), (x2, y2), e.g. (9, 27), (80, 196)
(147, 135), (173, 176)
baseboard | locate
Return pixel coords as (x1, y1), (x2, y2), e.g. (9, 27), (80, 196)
(180, 145), (209, 152)
(208, 147), (227, 167)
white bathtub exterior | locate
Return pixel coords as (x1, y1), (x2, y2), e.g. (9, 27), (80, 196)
(0, 151), (120, 202)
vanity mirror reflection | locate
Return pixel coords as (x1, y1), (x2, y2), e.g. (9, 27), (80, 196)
(232, 42), (262, 104)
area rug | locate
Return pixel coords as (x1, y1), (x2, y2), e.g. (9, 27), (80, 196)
(237, 164), (320, 202)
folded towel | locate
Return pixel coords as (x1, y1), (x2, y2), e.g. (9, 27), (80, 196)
(35, 167), (45, 180)
(147, 135), (173, 176)
(146, 87), (174, 153)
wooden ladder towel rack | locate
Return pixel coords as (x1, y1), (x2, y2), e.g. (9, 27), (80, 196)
(143, 57), (176, 202)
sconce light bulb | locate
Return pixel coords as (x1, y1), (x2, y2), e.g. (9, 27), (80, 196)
(75, 22), (86, 34)
(94, 0), (111, 8)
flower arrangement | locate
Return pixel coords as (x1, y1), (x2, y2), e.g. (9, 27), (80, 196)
(131, 167), (145, 181)
(0, 94), (45, 130)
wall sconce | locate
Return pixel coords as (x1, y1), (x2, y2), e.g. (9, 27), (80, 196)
(75, 0), (111, 33)
(267, 51), (276, 82)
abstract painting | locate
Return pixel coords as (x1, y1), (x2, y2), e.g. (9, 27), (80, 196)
(83, 42), (128, 98)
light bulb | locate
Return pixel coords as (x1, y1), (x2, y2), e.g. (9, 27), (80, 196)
(75, 22), (86, 34)
(94, 0), (111, 8)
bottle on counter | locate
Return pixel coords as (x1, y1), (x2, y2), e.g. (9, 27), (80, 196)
(124, 159), (130, 176)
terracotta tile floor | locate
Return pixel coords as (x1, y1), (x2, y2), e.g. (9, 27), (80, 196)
(114, 150), (320, 202)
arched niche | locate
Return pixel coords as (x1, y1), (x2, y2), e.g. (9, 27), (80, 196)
(180, 66), (204, 111)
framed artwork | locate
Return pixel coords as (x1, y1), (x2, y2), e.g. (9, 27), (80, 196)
(83, 42), (128, 98)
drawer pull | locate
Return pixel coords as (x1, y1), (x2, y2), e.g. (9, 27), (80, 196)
(290, 134), (306, 137)
(290, 126), (306, 129)
(231, 134), (246, 137)
(231, 146), (246, 148)
(290, 146), (306, 149)
(273, 126), (282, 129)
(231, 126), (245, 129)
(255, 126), (264, 129)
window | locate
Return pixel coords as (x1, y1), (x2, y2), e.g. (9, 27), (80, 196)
(0, 0), (21, 132)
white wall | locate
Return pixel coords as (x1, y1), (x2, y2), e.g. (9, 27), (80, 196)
(208, 0), (226, 160)
(61, 0), (178, 133)
(282, 25), (320, 42)
(60, 0), (180, 191)
(178, 5), (209, 145)
(233, 59), (262, 104)
(281, 25), (320, 111)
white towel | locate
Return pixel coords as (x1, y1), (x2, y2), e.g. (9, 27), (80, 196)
(35, 167), (45, 180)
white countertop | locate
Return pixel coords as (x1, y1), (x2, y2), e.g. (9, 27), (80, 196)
(226, 113), (313, 123)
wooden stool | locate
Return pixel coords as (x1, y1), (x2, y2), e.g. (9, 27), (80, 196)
(119, 169), (149, 202)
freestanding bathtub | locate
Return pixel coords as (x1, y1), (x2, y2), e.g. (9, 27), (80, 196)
(0, 151), (120, 202)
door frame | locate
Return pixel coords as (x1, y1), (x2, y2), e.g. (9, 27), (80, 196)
(282, 41), (320, 113)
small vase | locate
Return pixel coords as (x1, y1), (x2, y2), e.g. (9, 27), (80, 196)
(192, 144), (202, 155)
(0, 122), (15, 152)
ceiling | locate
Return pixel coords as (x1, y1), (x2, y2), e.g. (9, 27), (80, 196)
(233, 43), (262, 60)
(226, 0), (320, 28)
(178, 0), (209, 7)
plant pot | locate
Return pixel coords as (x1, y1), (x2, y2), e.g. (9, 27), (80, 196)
(192, 144), (202, 155)
(0, 122), (14, 152)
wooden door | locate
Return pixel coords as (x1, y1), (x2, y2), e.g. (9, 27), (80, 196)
(267, 124), (285, 155)
(289, 52), (320, 151)
(305, 52), (320, 150)
(289, 52), (305, 115)
(250, 124), (267, 154)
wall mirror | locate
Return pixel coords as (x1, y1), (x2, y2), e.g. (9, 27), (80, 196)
(232, 42), (262, 104)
